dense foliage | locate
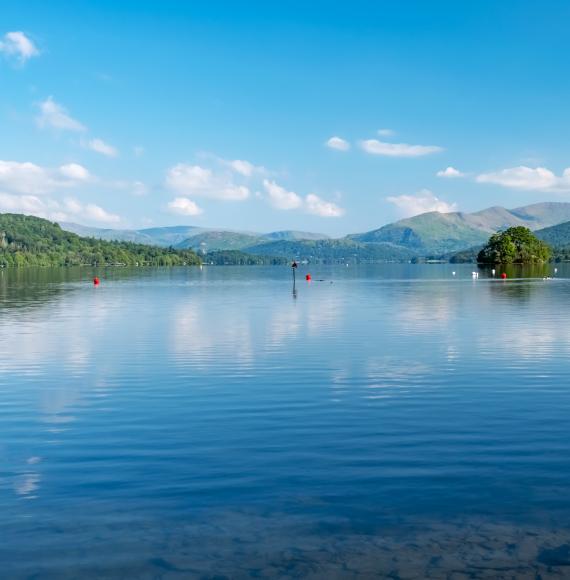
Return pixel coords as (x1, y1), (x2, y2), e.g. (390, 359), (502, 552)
(246, 238), (415, 263)
(204, 250), (288, 265)
(0, 214), (201, 267)
(477, 227), (551, 264)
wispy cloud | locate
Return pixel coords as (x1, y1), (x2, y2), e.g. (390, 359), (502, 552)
(86, 138), (118, 157)
(225, 158), (266, 177)
(36, 97), (86, 132)
(436, 166), (464, 178)
(361, 139), (443, 157)
(325, 136), (350, 151)
(387, 189), (457, 217)
(0, 31), (39, 64)
(476, 166), (570, 191)
(377, 128), (395, 137)
(58, 163), (90, 181)
(306, 193), (345, 217)
(262, 179), (344, 217)
(166, 163), (250, 201)
(198, 153), (267, 177)
(167, 197), (203, 216)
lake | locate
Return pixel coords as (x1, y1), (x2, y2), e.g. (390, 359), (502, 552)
(2, 264), (570, 578)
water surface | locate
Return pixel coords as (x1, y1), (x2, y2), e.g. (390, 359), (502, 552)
(2, 264), (570, 578)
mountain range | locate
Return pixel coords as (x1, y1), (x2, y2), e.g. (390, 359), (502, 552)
(60, 202), (570, 262)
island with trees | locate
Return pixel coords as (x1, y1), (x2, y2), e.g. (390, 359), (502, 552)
(477, 226), (552, 264)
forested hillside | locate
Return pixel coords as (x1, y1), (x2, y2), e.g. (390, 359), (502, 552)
(0, 214), (201, 267)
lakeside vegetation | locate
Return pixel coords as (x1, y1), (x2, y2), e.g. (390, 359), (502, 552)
(0, 214), (201, 267)
(203, 250), (288, 265)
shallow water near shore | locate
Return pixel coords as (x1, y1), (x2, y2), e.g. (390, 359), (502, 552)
(2, 263), (570, 578)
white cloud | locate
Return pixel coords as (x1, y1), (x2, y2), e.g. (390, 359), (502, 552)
(202, 155), (266, 177)
(165, 163), (250, 201)
(167, 197), (203, 216)
(36, 97), (86, 132)
(0, 160), (91, 194)
(227, 159), (266, 177)
(0, 160), (53, 194)
(360, 139), (443, 157)
(377, 128), (395, 137)
(387, 189), (457, 217)
(436, 166), (464, 178)
(87, 138), (118, 157)
(82, 203), (120, 223)
(0, 31), (39, 64)
(263, 180), (344, 217)
(476, 165), (570, 191)
(0, 193), (119, 224)
(62, 198), (120, 223)
(59, 163), (90, 181)
(0, 193), (62, 220)
(325, 136), (350, 151)
(305, 193), (345, 217)
(263, 179), (303, 210)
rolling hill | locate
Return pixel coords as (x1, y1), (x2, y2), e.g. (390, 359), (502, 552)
(60, 223), (207, 247)
(535, 220), (570, 247)
(262, 230), (329, 241)
(350, 212), (489, 254)
(176, 231), (264, 252)
(350, 202), (570, 255)
(60, 223), (329, 252)
(58, 202), (570, 262)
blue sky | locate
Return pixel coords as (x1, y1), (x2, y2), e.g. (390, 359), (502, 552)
(2, 0), (570, 236)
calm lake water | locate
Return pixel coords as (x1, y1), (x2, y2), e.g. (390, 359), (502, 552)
(2, 264), (570, 578)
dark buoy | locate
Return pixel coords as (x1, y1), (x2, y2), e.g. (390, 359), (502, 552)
(305, 273), (311, 281)
(501, 273), (507, 279)
(93, 277), (100, 286)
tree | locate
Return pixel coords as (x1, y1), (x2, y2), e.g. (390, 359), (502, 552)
(477, 226), (551, 264)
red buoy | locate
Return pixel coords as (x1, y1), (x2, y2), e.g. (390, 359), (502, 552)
(93, 277), (100, 286)
(501, 273), (507, 279)
(305, 273), (311, 281)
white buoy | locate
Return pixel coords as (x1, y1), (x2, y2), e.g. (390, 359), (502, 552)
(555, 268), (558, 274)
(492, 269), (496, 276)
(452, 271), (456, 276)
(472, 271), (478, 279)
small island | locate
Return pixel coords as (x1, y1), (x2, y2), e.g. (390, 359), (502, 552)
(477, 226), (551, 264)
